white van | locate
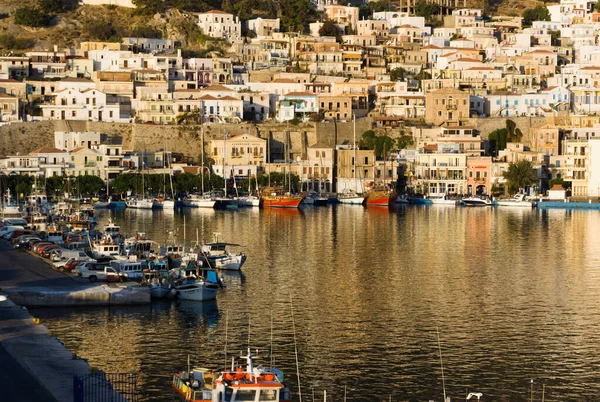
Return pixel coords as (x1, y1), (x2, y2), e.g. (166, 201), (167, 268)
(50, 249), (88, 262)
(0, 225), (25, 239)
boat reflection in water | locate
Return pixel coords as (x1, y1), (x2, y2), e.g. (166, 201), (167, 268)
(176, 299), (219, 328)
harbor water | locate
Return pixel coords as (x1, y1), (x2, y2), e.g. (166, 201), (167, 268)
(30, 206), (600, 401)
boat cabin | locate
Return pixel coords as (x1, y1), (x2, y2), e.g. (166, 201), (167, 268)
(93, 243), (121, 256)
(110, 260), (146, 279)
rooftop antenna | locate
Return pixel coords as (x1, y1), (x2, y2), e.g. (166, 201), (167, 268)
(436, 326), (447, 402)
(290, 294), (302, 402)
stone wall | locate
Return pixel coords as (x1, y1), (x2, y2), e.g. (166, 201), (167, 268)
(0, 116), (544, 157)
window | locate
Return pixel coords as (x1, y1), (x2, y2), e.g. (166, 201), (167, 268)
(364, 157), (368, 164)
(235, 390), (257, 401)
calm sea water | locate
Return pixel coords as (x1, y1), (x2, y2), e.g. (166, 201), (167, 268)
(31, 206), (600, 402)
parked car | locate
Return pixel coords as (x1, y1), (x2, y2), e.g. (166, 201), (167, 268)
(33, 242), (54, 254)
(64, 258), (94, 273)
(11, 234), (39, 246)
(50, 249), (88, 263)
(0, 226), (24, 239)
(14, 236), (42, 249)
(76, 261), (120, 283)
(7, 229), (35, 241)
(22, 238), (45, 250)
(41, 245), (62, 258)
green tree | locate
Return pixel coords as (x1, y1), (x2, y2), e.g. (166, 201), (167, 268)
(279, 0), (319, 33)
(74, 176), (104, 195)
(488, 128), (508, 155)
(318, 20), (341, 39)
(505, 119), (523, 142)
(39, 0), (77, 13)
(14, 6), (51, 28)
(359, 130), (395, 159)
(368, 0), (392, 13)
(548, 29), (560, 46)
(84, 20), (119, 41)
(0, 34), (33, 50)
(549, 177), (570, 189)
(132, 0), (164, 15)
(414, 0), (439, 20)
(596, 1), (600, 12)
(503, 160), (538, 194)
(523, 5), (550, 26)
(396, 134), (415, 150)
(390, 67), (407, 81)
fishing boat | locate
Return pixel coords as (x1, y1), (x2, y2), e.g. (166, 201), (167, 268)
(172, 348), (291, 402)
(173, 264), (221, 301)
(461, 195), (494, 206)
(1, 189), (22, 217)
(143, 270), (171, 299)
(201, 233), (246, 271)
(237, 195), (260, 207)
(261, 188), (303, 209)
(495, 193), (536, 207)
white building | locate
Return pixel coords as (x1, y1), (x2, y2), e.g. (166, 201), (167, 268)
(41, 88), (129, 122)
(197, 10), (241, 42)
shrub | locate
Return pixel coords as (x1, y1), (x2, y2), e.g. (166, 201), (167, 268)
(0, 34), (34, 50)
(84, 20), (118, 41)
(14, 6), (51, 28)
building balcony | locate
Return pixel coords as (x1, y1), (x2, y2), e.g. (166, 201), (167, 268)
(446, 104), (458, 110)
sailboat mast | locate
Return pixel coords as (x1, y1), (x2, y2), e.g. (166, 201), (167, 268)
(223, 131), (227, 197)
(353, 114), (357, 192)
(201, 125), (205, 195)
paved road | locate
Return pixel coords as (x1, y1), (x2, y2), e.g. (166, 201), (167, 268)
(0, 241), (81, 289)
(0, 343), (57, 402)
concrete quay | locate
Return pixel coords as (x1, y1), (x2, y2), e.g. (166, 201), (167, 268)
(0, 241), (150, 307)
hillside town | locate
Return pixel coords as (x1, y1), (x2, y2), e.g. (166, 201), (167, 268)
(1, 0), (600, 199)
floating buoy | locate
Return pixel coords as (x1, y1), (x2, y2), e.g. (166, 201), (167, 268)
(32, 318), (41, 325)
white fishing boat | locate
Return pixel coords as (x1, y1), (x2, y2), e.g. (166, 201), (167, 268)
(184, 194), (216, 208)
(172, 348), (291, 402)
(461, 195), (494, 206)
(1, 189), (22, 217)
(496, 193), (536, 207)
(174, 266), (221, 301)
(201, 233), (246, 271)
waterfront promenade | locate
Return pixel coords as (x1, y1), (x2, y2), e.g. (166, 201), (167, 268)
(0, 241), (135, 401)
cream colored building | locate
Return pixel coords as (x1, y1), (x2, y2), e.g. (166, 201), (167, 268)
(301, 143), (334, 193)
(425, 88), (469, 126)
(210, 133), (267, 179)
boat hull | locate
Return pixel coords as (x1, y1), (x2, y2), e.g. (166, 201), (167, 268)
(176, 282), (219, 301)
(366, 194), (392, 207)
(262, 196), (304, 208)
(162, 200), (175, 209)
(150, 285), (171, 299)
(337, 196), (365, 205)
(462, 198), (494, 206)
(496, 201), (534, 207)
(184, 199), (216, 208)
(208, 254), (246, 271)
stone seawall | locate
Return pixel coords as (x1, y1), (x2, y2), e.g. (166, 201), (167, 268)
(0, 116), (544, 157)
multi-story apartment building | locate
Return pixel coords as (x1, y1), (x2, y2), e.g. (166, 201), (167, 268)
(210, 133), (267, 179)
(197, 10), (241, 42)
